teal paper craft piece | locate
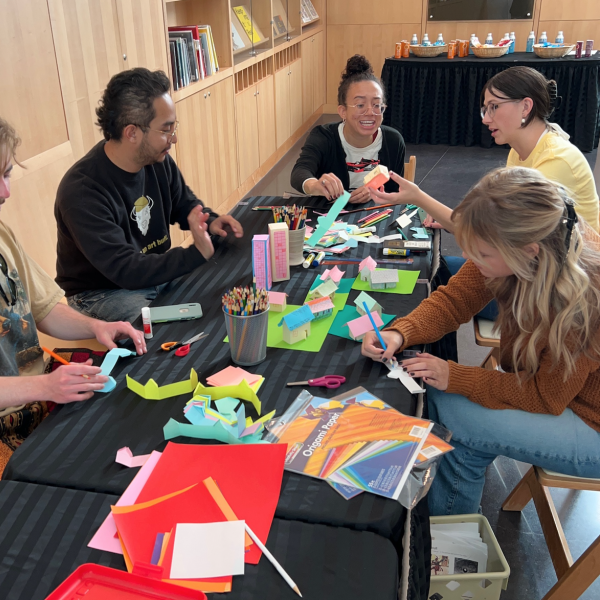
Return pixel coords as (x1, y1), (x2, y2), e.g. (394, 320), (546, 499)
(163, 418), (267, 444)
(310, 277), (354, 294)
(410, 227), (429, 240)
(213, 397), (241, 420)
(236, 403), (246, 438)
(307, 191), (351, 246)
(97, 348), (137, 393)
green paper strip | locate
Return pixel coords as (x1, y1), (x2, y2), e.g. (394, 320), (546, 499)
(351, 270), (421, 295)
(126, 369), (198, 400)
(306, 191), (351, 246)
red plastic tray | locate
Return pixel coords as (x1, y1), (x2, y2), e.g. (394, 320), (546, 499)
(45, 564), (208, 600)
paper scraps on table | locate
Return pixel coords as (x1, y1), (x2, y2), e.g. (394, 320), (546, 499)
(386, 362), (425, 394)
(206, 366), (262, 388)
(170, 521), (246, 579)
(97, 348), (138, 393)
(88, 450), (162, 554)
(410, 227), (430, 239)
(115, 447), (152, 468)
(306, 191), (351, 246)
(127, 369), (199, 400)
(193, 379), (261, 415)
(396, 213), (412, 229)
(164, 394), (274, 443)
(351, 270), (421, 295)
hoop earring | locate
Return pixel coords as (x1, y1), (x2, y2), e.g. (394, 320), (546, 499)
(343, 119), (346, 125)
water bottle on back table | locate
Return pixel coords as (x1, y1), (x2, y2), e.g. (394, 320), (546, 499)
(509, 32), (516, 53)
(485, 33), (493, 46)
(555, 31), (564, 45)
(526, 31), (535, 52)
(538, 31), (547, 45)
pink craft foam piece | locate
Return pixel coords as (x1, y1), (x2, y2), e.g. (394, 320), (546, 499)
(364, 172), (390, 190)
(115, 447), (152, 468)
(346, 311), (384, 339)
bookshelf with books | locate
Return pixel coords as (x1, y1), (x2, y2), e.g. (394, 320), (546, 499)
(165, 0), (233, 101)
(232, 0), (272, 66)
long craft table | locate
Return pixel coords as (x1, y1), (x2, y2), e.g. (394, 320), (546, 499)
(382, 51), (600, 151)
(3, 196), (437, 600)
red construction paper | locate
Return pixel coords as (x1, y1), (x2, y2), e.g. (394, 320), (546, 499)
(111, 484), (232, 591)
(136, 443), (287, 564)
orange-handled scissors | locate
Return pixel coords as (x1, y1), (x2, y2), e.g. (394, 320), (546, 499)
(286, 375), (346, 389)
(161, 332), (208, 356)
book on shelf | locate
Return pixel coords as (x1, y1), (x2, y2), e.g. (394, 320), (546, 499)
(232, 5), (264, 44)
(198, 25), (219, 74)
(168, 30), (199, 84)
(169, 41), (180, 90)
(273, 14), (287, 37)
(231, 21), (246, 51)
(168, 26), (205, 80)
(300, 0), (319, 23)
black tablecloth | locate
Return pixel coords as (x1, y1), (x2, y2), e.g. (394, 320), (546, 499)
(0, 481), (400, 600)
(4, 196), (433, 597)
(382, 52), (600, 151)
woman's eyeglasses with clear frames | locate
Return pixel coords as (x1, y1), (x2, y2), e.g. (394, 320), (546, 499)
(346, 103), (387, 116)
(480, 100), (521, 120)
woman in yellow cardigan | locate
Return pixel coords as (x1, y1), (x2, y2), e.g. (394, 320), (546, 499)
(362, 167), (600, 515)
(370, 66), (599, 233)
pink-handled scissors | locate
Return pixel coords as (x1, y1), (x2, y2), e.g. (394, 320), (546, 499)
(286, 375), (346, 389)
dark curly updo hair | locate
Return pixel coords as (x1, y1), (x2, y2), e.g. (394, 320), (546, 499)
(96, 68), (171, 141)
(337, 55), (385, 106)
(481, 66), (559, 128)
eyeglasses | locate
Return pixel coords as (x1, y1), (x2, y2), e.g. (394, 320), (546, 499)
(346, 103), (387, 116)
(0, 252), (17, 307)
(142, 120), (179, 139)
(480, 100), (521, 120)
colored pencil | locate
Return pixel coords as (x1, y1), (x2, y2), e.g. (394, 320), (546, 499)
(41, 347), (90, 379)
(363, 302), (388, 351)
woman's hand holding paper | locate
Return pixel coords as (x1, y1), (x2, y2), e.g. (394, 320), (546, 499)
(400, 353), (449, 391)
(361, 330), (403, 363)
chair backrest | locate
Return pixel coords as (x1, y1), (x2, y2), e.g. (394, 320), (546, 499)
(404, 155), (416, 183)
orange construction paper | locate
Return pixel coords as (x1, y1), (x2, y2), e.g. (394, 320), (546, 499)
(111, 483), (232, 592)
(135, 442), (287, 564)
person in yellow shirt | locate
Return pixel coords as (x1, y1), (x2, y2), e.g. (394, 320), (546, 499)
(368, 66), (599, 233)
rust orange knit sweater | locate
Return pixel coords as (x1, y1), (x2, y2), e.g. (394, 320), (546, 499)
(386, 260), (600, 432)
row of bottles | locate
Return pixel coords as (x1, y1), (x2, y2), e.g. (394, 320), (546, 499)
(410, 30), (565, 53)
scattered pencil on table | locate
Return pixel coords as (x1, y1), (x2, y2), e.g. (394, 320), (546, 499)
(244, 522), (303, 597)
(222, 286), (268, 315)
(272, 205), (308, 230)
(41, 347), (90, 379)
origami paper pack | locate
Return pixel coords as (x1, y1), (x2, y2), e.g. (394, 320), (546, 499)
(127, 369), (199, 400)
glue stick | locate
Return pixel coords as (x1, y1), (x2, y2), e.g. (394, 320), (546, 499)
(313, 251), (326, 267)
(303, 253), (316, 268)
(141, 307), (153, 339)
(383, 248), (410, 257)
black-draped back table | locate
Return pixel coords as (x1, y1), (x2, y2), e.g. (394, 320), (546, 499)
(381, 52), (600, 151)
(4, 196), (435, 599)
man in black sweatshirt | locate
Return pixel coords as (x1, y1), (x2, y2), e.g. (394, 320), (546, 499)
(55, 68), (243, 323)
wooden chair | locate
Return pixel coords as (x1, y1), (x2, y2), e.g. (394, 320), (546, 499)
(502, 467), (600, 600)
(404, 155), (416, 183)
(473, 316), (501, 370)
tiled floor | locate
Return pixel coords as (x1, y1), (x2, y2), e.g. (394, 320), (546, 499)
(245, 115), (600, 599)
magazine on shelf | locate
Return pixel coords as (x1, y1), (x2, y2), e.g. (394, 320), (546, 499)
(264, 386), (433, 500)
(168, 31), (199, 83)
(300, 0), (319, 23)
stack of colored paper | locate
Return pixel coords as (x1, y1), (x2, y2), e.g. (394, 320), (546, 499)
(105, 443), (287, 593)
(206, 366), (262, 387)
(264, 387), (437, 501)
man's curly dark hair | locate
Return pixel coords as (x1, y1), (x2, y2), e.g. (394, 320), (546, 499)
(96, 68), (171, 141)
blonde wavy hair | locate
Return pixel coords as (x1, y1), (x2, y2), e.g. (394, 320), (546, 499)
(453, 167), (600, 381)
(0, 117), (22, 170)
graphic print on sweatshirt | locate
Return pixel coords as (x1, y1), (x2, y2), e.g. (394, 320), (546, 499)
(130, 196), (155, 236)
(346, 158), (380, 174)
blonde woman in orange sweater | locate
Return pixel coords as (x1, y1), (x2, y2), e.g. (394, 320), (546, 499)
(361, 167), (600, 515)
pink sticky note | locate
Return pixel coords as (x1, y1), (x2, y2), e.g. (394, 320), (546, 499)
(115, 446), (152, 468)
(206, 366), (261, 388)
(88, 450), (162, 554)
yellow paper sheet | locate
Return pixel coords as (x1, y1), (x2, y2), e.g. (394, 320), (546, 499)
(126, 369), (198, 400)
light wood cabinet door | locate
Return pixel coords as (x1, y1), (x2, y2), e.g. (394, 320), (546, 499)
(301, 37), (314, 122)
(313, 31), (325, 110)
(208, 77), (239, 206)
(275, 67), (291, 148)
(236, 86), (260, 184)
(289, 59), (303, 137)
(116, 0), (169, 72)
(256, 77), (276, 166)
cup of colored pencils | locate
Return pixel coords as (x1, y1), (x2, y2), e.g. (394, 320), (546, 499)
(222, 286), (269, 366)
(272, 205), (307, 230)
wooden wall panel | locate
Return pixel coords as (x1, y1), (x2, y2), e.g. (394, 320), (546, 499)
(49, 0), (123, 160)
(3, 143), (75, 277)
(540, 0), (600, 22)
(326, 24), (418, 105)
(0, 0), (68, 161)
(328, 0), (421, 25)
(424, 21), (534, 52)
(537, 20), (600, 44)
